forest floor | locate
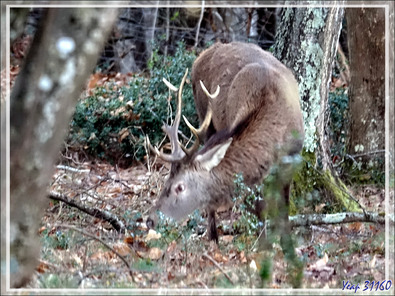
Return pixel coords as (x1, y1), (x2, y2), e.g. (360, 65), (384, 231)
(27, 158), (391, 291)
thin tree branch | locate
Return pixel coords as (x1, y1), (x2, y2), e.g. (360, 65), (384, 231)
(164, 3), (170, 57)
(194, 0), (205, 48)
(221, 211), (389, 236)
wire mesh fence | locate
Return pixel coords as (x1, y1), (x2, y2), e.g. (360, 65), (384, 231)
(10, 6), (280, 74)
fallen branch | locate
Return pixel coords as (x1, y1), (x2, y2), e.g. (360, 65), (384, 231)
(48, 191), (126, 233)
(202, 252), (234, 285)
(289, 211), (388, 228)
(221, 211), (389, 235)
(56, 164), (90, 174)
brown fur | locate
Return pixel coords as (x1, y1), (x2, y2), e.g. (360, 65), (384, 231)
(147, 42), (304, 242)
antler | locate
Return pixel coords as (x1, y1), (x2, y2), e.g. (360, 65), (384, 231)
(182, 80), (220, 156)
(145, 69), (220, 162)
(145, 69), (188, 162)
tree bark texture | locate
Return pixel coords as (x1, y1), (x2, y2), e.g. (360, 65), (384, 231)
(273, 6), (344, 172)
(6, 7), (118, 288)
(346, 8), (385, 162)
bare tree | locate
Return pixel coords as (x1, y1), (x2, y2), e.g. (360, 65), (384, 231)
(3, 7), (118, 288)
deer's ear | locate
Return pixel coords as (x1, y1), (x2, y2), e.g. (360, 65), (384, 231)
(195, 138), (233, 171)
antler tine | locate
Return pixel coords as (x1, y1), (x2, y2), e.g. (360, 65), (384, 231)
(174, 68), (189, 132)
(162, 77), (179, 92)
(182, 80), (220, 156)
(145, 135), (176, 163)
(165, 69), (188, 160)
(199, 80), (220, 99)
(148, 69), (189, 163)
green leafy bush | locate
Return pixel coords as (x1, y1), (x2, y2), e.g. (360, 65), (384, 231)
(68, 42), (198, 165)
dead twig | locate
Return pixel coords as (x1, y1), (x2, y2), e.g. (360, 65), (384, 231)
(197, 280), (209, 289)
(56, 224), (136, 281)
(202, 252), (234, 285)
(38, 259), (59, 272)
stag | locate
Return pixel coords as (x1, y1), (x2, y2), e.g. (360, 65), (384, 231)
(146, 42), (304, 242)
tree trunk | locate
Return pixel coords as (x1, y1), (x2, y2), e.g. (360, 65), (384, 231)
(272, 7), (359, 210)
(273, 6), (344, 167)
(5, 7), (118, 288)
(346, 8), (385, 167)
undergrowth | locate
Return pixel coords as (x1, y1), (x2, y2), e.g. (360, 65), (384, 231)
(67, 41), (198, 166)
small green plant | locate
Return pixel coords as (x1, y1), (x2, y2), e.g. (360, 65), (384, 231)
(151, 209), (205, 246)
(259, 257), (272, 286)
(40, 229), (71, 250)
(68, 41), (198, 165)
(37, 274), (79, 288)
(132, 258), (159, 273)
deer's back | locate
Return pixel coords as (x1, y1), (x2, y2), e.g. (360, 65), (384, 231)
(191, 42), (304, 186)
(192, 41), (301, 131)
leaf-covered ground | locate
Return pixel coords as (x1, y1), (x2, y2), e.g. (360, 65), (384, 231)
(27, 158), (390, 291)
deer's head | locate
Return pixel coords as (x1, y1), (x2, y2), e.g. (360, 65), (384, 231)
(146, 69), (232, 228)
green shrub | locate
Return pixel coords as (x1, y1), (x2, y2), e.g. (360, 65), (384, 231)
(68, 41), (198, 165)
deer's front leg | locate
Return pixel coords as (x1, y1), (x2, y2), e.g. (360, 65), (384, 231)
(208, 209), (218, 243)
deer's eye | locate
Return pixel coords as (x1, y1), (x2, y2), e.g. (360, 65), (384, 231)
(175, 183), (185, 195)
